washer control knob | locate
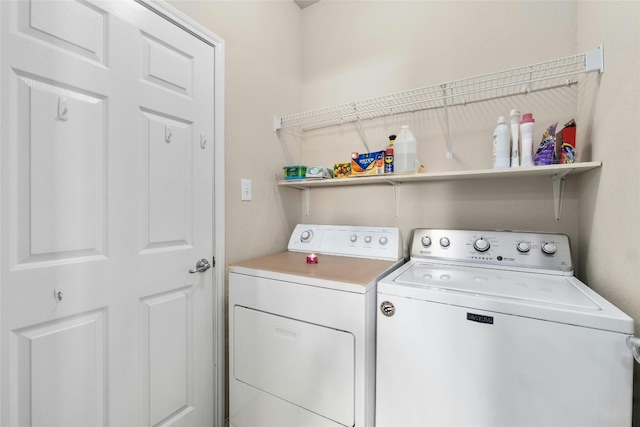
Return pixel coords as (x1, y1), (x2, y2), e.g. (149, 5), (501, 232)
(542, 242), (557, 255)
(364, 236), (372, 244)
(440, 237), (451, 248)
(350, 234), (358, 243)
(421, 236), (432, 247)
(473, 237), (490, 252)
(516, 241), (531, 253)
(379, 236), (388, 245)
(300, 230), (313, 242)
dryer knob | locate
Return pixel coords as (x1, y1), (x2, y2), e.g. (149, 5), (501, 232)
(379, 236), (388, 246)
(350, 234), (358, 243)
(365, 236), (372, 244)
(542, 242), (557, 255)
(300, 230), (313, 242)
(473, 238), (490, 252)
(421, 236), (432, 247)
(440, 237), (451, 248)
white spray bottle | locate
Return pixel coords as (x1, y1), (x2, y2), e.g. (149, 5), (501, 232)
(520, 113), (535, 167)
(510, 109), (521, 168)
(492, 116), (510, 169)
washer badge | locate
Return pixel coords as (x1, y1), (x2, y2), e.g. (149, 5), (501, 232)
(380, 301), (396, 317)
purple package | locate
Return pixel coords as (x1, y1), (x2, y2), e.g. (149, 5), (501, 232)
(534, 122), (558, 166)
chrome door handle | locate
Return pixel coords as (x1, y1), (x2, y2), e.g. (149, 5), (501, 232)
(189, 259), (211, 273)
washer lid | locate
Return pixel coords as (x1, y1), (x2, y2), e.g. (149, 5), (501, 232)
(383, 261), (634, 334)
(395, 262), (599, 310)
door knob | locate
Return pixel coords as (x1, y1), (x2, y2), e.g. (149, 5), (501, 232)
(189, 259), (211, 273)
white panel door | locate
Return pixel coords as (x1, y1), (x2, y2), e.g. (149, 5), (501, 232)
(0, 1), (217, 426)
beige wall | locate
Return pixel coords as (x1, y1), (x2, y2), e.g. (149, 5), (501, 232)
(170, 0), (640, 421)
(299, 0), (639, 417)
(298, 0), (581, 256)
(169, 0), (304, 267)
(576, 1), (640, 423)
(576, 0), (640, 327)
(167, 1), (304, 419)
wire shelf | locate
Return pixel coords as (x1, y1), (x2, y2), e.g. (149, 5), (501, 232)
(275, 46), (603, 132)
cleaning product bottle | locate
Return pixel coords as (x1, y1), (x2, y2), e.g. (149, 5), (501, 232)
(385, 135), (395, 173)
(395, 125), (417, 174)
(510, 109), (521, 168)
(492, 116), (510, 169)
(520, 113), (535, 167)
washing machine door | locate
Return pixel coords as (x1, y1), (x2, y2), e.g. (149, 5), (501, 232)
(234, 306), (355, 426)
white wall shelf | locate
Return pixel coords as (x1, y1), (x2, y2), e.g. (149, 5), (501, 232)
(274, 45), (603, 157)
(275, 46), (603, 220)
(278, 162), (602, 220)
(275, 46), (603, 133)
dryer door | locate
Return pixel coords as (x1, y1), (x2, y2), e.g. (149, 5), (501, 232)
(234, 306), (355, 426)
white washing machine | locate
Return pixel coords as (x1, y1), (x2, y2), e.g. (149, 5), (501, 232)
(376, 229), (634, 427)
(229, 224), (403, 427)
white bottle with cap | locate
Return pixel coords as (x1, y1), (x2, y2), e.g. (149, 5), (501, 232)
(395, 125), (418, 174)
(520, 113), (535, 167)
(510, 109), (521, 168)
(492, 116), (510, 169)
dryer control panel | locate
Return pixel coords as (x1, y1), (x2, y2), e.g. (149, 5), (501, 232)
(410, 229), (573, 275)
(288, 224), (403, 261)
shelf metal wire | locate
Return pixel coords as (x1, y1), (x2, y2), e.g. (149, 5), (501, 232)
(275, 46), (603, 132)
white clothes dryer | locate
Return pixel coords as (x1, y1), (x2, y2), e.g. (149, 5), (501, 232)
(229, 224), (403, 427)
(376, 228), (634, 427)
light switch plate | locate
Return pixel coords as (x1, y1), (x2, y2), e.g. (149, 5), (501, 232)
(241, 179), (252, 201)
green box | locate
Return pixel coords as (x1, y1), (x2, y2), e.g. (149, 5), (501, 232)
(283, 165), (307, 180)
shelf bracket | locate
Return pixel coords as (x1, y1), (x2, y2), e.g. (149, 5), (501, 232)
(355, 119), (371, 153)
(383, 180), (401, 218)
(394, 183), (400, 218)
(586, 44), (604, 73)
(274, 115), (283, 131)
(303, 188), (310, 216)
(552, 170), (571, 221)
(441, 84), (454, 159)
